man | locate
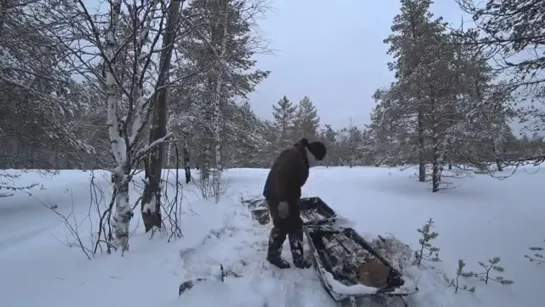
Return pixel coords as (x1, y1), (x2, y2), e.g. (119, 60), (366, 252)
(262, 138), (327, 269)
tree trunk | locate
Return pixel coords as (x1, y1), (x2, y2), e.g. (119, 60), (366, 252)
(165, 117), (175, 169)
(492, 139), (503, 171)
(201, 78), (213, 182)
(430, 96), (440, 193)
(54, 153), (60, 169)
(431, 139), (440, 192)
(105, 0), (132, 253)
(201, 127), (211, 182)
(212, 0), (230, 202)
(0, 0), (9, 37)
(141, 0), (181, 232)
(183, 136), (191, 184)
(418, 106), (426, 182)
(166, 141), (173, 168)
(111, 165), (133, 252)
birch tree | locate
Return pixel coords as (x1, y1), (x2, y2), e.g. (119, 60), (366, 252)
(38, 0), (187, 252)
(177, 0), (269, 200)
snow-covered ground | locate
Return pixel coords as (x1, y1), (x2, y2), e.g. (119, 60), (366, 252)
(0, 166), (543, 307)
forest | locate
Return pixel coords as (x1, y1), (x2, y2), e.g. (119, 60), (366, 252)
(1, 0), (544, 248)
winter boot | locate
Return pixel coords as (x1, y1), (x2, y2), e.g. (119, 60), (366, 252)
(289, 229), (312, 269)
(267, 256), (291, 269)
(267, 226), (290, 269)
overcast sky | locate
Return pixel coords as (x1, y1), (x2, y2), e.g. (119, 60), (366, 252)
(247, 0), (469, 130)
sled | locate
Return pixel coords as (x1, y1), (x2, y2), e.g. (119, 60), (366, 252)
(244, 196), (338, 226)
(179, 196), (417, 306)
(299, 196), (338, 225)
(303, 224), (418, 307)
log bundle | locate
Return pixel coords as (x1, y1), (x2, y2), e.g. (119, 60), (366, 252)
(319, 231), (391, 288)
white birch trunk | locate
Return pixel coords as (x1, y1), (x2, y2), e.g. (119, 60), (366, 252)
(166, 141), (173, 168)
(166, 116), (176, 168)
(105, 0), (132, 253)
(212, 0), (229, 203)
(129, 4), (157, 148)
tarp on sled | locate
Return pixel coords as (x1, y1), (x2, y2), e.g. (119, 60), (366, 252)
(244, 196), (338, 225)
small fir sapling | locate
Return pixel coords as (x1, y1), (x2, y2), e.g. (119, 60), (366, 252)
(464, 257), (514, 285)
(444, 259), (476, 293)
(524, 240), (544, 264)
(414, 218), (440, 267)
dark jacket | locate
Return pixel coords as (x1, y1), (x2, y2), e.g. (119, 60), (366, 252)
(263, 143), (309, 209)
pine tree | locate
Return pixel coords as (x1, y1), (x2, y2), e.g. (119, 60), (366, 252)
(455, 0), (545, 165)
(370, 0), (509, 190)
(222, 101), (268, 168)
(294, 96), (320, 140)
(336, 119), (363, 167)
(359, 129), (375, 165)
(0, 2), (93, 170)
(260, 120), (280, 166)
(319, 124), (337, 166)
(381, 0), (449, 183)
(430, 29), (514, 174)
(346, 120), (363, 167)
(272, 96), (298, 151)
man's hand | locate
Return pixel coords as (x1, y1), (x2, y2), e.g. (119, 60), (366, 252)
(277, 201), (289, 219)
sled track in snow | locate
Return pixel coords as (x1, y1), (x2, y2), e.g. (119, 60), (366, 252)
(178, 201), (337, 307)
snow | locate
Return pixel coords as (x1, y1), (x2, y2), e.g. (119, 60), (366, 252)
(141, 194), (156, 214)
(323, 270), (377, 295)
(1, 166), (544, 307)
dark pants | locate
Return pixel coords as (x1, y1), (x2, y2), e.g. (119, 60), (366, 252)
(266, 200), (305, 263)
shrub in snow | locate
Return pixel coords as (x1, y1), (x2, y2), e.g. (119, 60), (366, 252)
(464, 257), (514, 285)
(0, 170), (39, 198)
(444, 259), (476, 293)
(414, 218), (440, 267)
(524, 240), (544, 264)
